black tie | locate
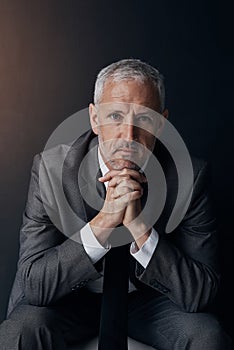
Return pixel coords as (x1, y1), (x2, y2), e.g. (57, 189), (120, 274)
(98, 241), (129, 350)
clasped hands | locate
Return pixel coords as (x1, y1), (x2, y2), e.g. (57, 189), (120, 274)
(90, 168), (151, 249)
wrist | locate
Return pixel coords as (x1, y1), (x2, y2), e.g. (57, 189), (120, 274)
(127, 220), (151, 249)
(90, 212), (117, 246)
(135, 230), (151, 250)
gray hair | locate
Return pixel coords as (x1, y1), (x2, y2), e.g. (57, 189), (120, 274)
(94, 59), (165, 111)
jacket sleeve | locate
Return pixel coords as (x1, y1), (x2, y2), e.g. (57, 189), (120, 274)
(136, 161), (220, 312)
(17, 154), (101, 306)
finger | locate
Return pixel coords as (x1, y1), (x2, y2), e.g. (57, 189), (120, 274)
(99, 169), (147, 183)
(111, 185), (143, 199)
(118, 190), (143, 204)
(105, 169), (147, 182)
(109, 179), (142, 194)
(98, 170), (122, 182)
(117, 179), (142, 191)
(108, 175), (143, 188)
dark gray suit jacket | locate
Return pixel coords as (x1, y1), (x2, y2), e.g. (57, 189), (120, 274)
(7, 130), (220, 316)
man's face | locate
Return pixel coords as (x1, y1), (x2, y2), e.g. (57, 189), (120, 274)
(89, 79), (168, 170)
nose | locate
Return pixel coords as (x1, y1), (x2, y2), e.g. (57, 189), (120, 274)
(123, 123), (137, 141)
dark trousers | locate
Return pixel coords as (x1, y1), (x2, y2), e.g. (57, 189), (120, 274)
(0, 288), (231, 350)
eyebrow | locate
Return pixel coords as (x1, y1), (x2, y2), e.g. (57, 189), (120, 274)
(105, 109), (127, 116)
(105, 109), (154, 115)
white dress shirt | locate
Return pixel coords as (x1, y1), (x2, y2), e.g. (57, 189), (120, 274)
(80, 148), (159, 292)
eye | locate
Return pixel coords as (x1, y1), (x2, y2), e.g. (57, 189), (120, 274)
(109, 113), (123, 121)
(137, 115), (153, 123)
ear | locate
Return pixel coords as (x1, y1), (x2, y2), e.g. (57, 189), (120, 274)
(162, 108), (169, 119)
(89, 103), (99, 135)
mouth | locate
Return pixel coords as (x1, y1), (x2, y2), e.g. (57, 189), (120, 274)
(116, 148), (138, 154)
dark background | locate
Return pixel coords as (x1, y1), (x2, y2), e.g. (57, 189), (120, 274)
(0, 0), (233, 343)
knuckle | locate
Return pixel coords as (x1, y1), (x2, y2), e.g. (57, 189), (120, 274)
(122, 179), (129, 186)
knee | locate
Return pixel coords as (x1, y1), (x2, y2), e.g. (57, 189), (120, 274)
(0, 305), (64, 349)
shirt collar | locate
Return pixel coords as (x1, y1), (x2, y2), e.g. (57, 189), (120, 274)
(98, 147), (110, 177)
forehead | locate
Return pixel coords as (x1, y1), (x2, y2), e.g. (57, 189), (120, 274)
(99, 78), (161, 112)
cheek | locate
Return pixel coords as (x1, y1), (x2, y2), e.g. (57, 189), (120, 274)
(99, 126), (120, 142)
(138, 132), (156, 150)
(146, 136), (156, 151)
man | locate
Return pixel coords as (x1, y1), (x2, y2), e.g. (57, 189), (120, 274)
(0, 59), (231, 349)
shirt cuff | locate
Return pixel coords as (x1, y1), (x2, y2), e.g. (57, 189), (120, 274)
(80, 223), (111, 264)
(130, 228), (159, 268)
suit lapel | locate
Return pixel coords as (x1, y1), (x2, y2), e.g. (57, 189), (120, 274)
(62, 131), (106, 224)
(79, 141), (106, 221)
(150, 139), (178, 235)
